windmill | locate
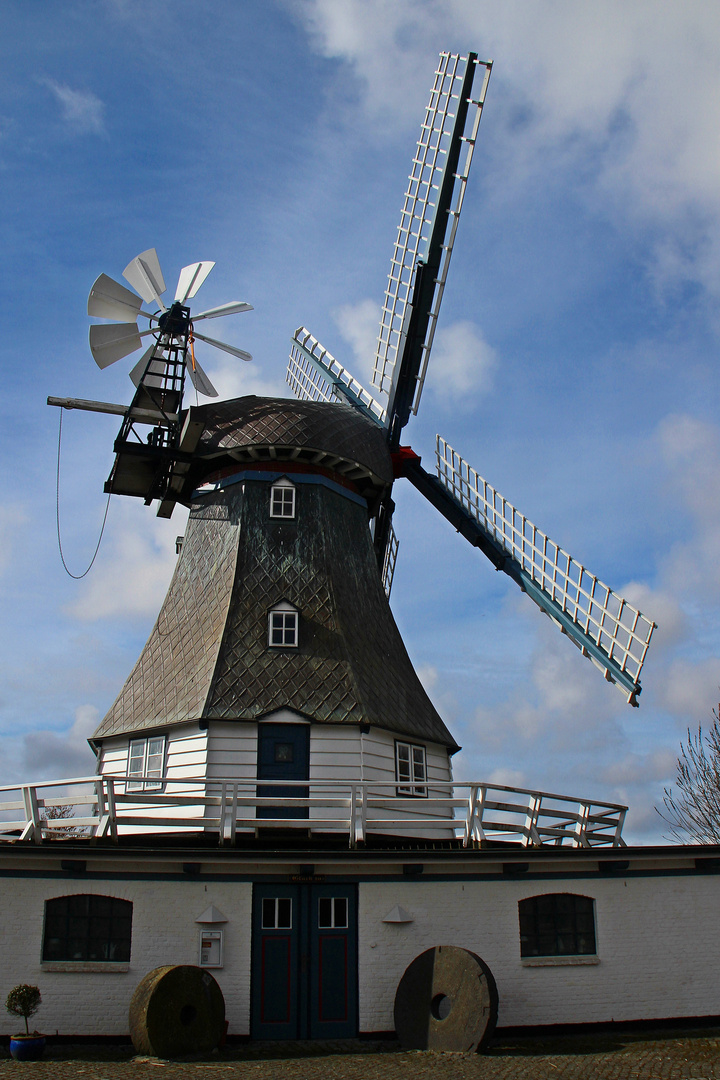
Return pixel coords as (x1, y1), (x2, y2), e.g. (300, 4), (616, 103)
(45, 51), (655, 849)
(285, 51), (655, 707)
(83, 249), (253, 517)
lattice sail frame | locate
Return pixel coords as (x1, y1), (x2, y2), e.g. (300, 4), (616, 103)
(371, 52), (492, 414)
(287, 327), (386, 423)
(436, 437), (656, 702)
(381, 521), (399, 600)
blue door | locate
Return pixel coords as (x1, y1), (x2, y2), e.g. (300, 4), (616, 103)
(251, 882), (357, 1039)
(257, 723), (309, 819)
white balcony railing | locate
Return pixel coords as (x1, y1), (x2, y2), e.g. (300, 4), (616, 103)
(0, 776), (627, 849)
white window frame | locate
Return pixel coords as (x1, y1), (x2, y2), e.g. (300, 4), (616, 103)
(127, 735), (166, 792)
(270, 478), (296, 519)
(395, 740), (427, 797)
(268, 601), (299, 648)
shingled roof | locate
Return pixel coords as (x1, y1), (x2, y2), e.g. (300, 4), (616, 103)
(93, 398), (458, 751)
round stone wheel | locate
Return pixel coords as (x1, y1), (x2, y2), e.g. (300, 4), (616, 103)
(129, 965), (225, 1058)
(393, 945), (498, 1052)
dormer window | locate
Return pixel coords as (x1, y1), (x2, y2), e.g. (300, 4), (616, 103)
(270, 478), (296, 519)
(268, 601), (299, 648)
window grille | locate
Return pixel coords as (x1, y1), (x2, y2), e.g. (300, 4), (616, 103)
(518, 893), (596, 957)
(127, 735), (166, 792)
(270, 481), (296, 519)
(268, 604), (299, 648)
(262, 897), (292, 929)
(396, 741), (427, 797)
(42, 894), (132, 963)
(318, 897), (348, 929)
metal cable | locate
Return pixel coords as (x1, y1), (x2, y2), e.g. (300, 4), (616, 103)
(55, 407), (111, 579)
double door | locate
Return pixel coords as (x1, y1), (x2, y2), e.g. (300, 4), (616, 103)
(251, 882), (357, 1039)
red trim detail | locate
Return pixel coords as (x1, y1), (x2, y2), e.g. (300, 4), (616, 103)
(390, 446), (421, 478)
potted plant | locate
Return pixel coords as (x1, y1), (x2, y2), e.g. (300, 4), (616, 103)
(6, 985), (45, 1060)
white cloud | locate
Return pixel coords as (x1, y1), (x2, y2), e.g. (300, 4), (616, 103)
(427, 321), (496, 406)
(297, 1), (720, 298)
(332, 300), (495, 409)
(68, 501), (185, 621)
(201, 354), (287, 402)
(21, 704), (99, 782)
(43, 80), (106, 135)
(333, 298), (381, 383)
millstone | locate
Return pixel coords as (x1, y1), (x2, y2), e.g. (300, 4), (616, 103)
(393, 945), (498, 1052)
(129, 965), (225, 1058)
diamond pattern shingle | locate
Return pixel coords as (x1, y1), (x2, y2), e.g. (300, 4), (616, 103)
(93, 401), (457, 751)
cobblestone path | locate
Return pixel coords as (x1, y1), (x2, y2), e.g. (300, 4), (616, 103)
(2, 1029), (720, 1079)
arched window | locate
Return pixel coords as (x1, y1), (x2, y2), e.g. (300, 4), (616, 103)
(268, 600), (299, 648)
(42, 894), (133, 962)
(270, 478), (296, 519)
(518, 893), (596, 957)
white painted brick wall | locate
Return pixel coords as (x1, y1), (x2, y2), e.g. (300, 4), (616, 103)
(357, 876), (720, 1031)
(2, 870), (719, 1037)
(0, 879), (252, 1037)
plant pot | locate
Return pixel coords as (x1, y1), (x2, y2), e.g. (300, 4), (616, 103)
(9, 1035), (46, 1061)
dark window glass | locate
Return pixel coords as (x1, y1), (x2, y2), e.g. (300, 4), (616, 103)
(262, 898), (275, 929)
(333, 897), (348, 928)
(42, 895), (132, 962)
(518, 894), (596, 957)
(274, 743), (294, 763)
(318, 898), (332, 928)
(277, 898), (292, 928)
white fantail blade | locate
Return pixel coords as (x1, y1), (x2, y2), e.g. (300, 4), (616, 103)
(187, 357), (218, 398)
(191, 329), (252, 361)
(174, 261), (215, 303)
(89, 322), (153, 369)
(88, 274), (144, 322)
(192, 301), (253, 321)
(123, 248), (167, 310)
(129, 345), (169, 388)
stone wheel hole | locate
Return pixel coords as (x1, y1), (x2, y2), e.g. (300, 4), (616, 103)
(179, 1004), (197, 1027)
(431, 993), (452, 1021)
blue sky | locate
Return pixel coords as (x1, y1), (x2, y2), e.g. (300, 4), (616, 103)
(2, 0), (720, 843)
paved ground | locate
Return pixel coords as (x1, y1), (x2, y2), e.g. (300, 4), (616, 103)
(2, 1028), (720, 1079)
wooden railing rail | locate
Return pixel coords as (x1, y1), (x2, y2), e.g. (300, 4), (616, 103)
(0, 776), (627, 848)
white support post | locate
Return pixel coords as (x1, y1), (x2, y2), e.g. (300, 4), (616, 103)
(219, 783), (229, 845)
(229, 783), (238, 845)
(525, 794), (542, 846)
(20, 786), (41, 844)
(465, 784), (487, 844)
(349, 785), (358, 848)
(574, 802), (591, 848)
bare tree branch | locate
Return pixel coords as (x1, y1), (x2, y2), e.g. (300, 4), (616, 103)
(658, 705), (720, 843)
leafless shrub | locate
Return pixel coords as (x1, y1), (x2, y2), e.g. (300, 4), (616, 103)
(659, 707), (720, 844)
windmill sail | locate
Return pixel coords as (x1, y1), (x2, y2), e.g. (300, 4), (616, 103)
(426, 437), (655, 704)
(372, 53), (492, 429)
(287, 328), (387, 423)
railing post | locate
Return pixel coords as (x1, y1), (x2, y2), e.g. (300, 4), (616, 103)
(574, 802), (590, 848)
(105, 778), (118, 841)
(229, 783), (238, 845)
(356, 783), (366, 845)
(349, 784), (357, 848)
(525, 794), (541, 846)
(219, 783), (228, 845)
(20, 785), (42, 844)
(614, 807), (627, 847)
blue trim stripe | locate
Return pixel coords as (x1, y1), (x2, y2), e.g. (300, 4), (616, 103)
(194, 470), (367, 508)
